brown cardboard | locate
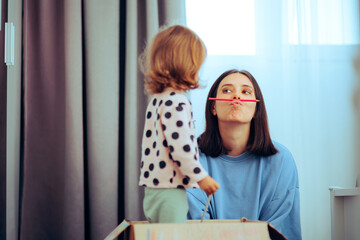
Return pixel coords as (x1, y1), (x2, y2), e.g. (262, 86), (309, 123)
(104, 218), (287, 240)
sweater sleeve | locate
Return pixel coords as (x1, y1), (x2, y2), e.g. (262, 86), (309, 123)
(160, 98), (207, 185)
(259, 151), (302, 240)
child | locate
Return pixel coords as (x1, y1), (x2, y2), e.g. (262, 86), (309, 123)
(139, 25), (220, 223)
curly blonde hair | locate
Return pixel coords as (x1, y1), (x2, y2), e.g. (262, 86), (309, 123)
(140, 25), (207, 94)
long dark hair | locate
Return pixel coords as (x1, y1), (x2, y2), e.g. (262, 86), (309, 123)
(198, 69), (278, 157)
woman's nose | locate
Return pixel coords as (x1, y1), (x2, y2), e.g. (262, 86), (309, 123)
(233, 96), (241, 100)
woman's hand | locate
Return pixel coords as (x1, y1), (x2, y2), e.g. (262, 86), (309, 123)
(197, 176), (220, 195)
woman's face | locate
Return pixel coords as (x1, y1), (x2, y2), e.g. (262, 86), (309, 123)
(212, 73), (257, 124)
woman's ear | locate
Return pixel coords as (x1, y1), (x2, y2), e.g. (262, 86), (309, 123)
(211, 103), (217, 116)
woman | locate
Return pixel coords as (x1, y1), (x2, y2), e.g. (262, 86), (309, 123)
(187, 69), (302, 239)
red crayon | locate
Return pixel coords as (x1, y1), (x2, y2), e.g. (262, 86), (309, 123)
(208, 98), (260, 102)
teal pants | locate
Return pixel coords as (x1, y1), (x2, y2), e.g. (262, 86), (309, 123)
(143, 188), (189, 223)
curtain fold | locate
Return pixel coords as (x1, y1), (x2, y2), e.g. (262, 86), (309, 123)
(83, 0), (119, 239)
(21, 1), (85, 239)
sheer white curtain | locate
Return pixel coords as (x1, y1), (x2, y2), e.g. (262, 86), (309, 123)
(355, 47), (360, 185)
(187, 0), (359, 239)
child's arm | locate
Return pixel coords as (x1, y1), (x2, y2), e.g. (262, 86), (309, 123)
(197, 176), (219, 195)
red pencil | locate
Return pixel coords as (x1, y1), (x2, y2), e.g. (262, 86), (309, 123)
(208, 98), (260, 102)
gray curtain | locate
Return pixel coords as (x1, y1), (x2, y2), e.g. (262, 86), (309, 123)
(20, 0), (119, 239)
(16, 0), (186, 240)
(124, 0), (186, 221)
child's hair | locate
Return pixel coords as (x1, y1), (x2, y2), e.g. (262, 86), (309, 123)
(140, 25), (207, 94)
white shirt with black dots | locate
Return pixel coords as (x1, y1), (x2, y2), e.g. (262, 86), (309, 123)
(139, 88), (208, 189)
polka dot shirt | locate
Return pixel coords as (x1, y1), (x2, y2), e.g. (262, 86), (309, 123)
(139, 88), (208, 189)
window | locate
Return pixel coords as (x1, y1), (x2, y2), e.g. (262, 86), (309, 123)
(186, 0), (256, 55)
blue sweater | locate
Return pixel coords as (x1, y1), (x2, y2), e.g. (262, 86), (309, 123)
(187, 142), (302, 240)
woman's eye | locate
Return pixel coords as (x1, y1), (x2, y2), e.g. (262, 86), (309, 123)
(242, 90), (251, 95)
(222, 89), (231, 93)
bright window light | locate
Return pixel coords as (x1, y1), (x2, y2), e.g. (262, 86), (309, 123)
(186, 0), (256, 55)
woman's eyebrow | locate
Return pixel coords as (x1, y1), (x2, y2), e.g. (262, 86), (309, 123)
(242, 84), (254, 89)
(220, 84), (253, 89)
(220, 84), (234, 88)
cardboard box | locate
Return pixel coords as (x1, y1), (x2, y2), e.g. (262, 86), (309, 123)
(104, 218), (287, 240)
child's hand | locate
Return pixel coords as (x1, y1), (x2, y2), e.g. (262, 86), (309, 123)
(197, 176), (220, 195)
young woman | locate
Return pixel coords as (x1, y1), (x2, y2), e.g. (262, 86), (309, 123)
(187, 69), (302, 239)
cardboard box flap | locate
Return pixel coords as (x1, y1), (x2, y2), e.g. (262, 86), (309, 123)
(104, 219), (287, 240)
(267, 223), (286, 240)
(133, 221), (270, 240)
(238, 218), (286, 240)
